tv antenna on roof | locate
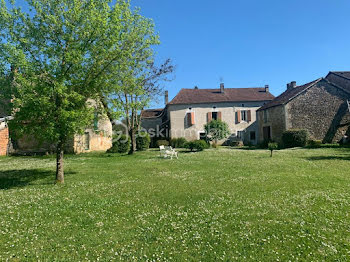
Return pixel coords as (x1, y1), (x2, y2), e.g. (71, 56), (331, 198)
(219, 77), (224, 83)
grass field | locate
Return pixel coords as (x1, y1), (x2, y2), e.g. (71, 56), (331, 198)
(1, 147), (350, 261)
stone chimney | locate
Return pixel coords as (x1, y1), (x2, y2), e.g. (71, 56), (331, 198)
(220, 83), (224, 93)
(287, 81), (297, 90)
(165, 90), (168, 105)
(265, 85), (269, 93)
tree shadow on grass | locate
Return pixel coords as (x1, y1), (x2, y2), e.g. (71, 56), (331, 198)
(0, 169), (76, 190)
(306, 155), (350, 161)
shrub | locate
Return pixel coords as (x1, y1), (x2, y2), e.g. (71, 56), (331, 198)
(170, 137), (187, 148)
(156, 140), (169, 147)
(136, 131), (151, 151)
(282, 129), (308, 148)
(107, 134), (130, 153)
(307, 139), (322, 148)
(230, 140), (244, 147)
(185, 140), (209, 152)
(268, 142), (278, 157)
(204, 120), (230, 143)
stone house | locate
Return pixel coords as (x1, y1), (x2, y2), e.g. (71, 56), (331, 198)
(141, 84), (275, 145)
(257, 71), (350, 143)
(0, 99), (112, 155)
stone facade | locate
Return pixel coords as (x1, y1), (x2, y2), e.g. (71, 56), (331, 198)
(4, 98), (113, 154)
(70, 116), (113, 154)
(257, 105), (286, 143)
(12, 115), (113, 155)
(287, 80), (350, 142)
(168, 101), (266, 144)
(257, 79), (350, 143)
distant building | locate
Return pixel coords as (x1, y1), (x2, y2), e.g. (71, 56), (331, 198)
(0, 117), (9, 156)
(0, 99), (112, 155)
(257, 72), (350, 143)
(141, 84), (275, 145)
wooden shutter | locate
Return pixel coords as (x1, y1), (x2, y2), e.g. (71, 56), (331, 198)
(247, 110), (252, 122)
(191, 112), (195, 125)
(217, 111), (222, 121)
(237, 110), (241, 123)
(207, 112), (212, 123)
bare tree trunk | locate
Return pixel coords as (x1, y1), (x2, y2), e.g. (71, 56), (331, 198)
(56, 140), (64, 183)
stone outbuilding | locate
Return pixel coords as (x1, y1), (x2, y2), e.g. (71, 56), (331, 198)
(257, 72), (350, 143)
(0, 99), (112, 155)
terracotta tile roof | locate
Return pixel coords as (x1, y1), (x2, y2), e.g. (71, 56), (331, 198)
(257, 78), (322, 111)
(141, 108), (164, 118)
(168, 87), (275, 105)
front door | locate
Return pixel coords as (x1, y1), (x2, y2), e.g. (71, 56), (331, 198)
(263, 126), (271, 141)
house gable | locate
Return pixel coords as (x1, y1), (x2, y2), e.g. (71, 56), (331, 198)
(286, 79), (350, 142)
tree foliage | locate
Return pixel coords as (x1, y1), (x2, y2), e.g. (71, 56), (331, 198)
(0, 0), (154, 182)
(100, 18), (175, 154)
(204, 120), (230, 143)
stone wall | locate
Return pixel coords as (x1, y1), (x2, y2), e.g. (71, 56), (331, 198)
(287, 80), (350, 143)
(257, 105), (286, 143)
(72, 116), (113, 154)
(0, 123), (9, 156)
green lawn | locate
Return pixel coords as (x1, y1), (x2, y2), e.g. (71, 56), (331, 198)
(1, 148), (350, 261)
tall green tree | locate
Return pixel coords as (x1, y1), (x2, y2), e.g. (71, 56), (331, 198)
(99, 11), (174, 154)
(0, 0), (148, 183)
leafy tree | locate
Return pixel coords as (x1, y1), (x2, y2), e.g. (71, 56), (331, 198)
(98, 12), (174, 154)
(204, 120), (230, 145)
(268, 142), (278, 157)
(0, 0), (148, 183)
(103, 58), (174, 154)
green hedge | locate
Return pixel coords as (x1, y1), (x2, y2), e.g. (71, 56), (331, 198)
(282, 129), (308, 148)
(170, 137), (187, 148)
(136, 131), (151, 151)
(185, 140), (209, 152)
(107, 134), (130, 153)
(156, 140), (169, 147)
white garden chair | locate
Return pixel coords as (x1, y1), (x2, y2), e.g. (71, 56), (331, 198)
(159, 145), (178, 159)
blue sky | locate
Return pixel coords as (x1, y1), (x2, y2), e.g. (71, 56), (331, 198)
(7, 0), (350, 108)
(131, 0), (350, 108)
